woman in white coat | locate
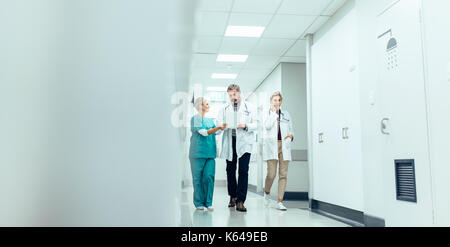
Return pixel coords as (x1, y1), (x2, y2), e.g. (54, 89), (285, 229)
(262, 92), (294, 211)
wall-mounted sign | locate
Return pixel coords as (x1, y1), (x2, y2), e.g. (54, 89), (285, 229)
(378, 29), (399, 71)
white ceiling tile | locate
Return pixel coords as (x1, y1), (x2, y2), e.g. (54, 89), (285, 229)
(263, 15), (316, 39)
(190, 69), (212, 84)
(215, 63), (246, 70)
(285, 39), (307, 57)
(232, 0), (283, 14)
(277, 0), (333, 15)
(210, 67), (241, 75)
(192, 55), (246, 72)
(279, 56), (307, 63)
(196, 12), (229, 36)
(190, 67), (241, 85)
(252, 39), (296, 56)
(237, 69), (273, 93)
(194, 37), (223, 53)
(228, 13), (273, 27)
(322, 0), (348, 16)
(197, 0), (233, 12)
(238, 69), (269, 81)
(192, 54), (218, 68)
(305, 16), (330, 34)
(215, 57), (247, 70)
(219, 37), (259, 54)
(244, 56), (280, 69)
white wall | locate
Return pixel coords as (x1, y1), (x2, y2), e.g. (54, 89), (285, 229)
(309, 0), (450, 226)
(248, 63), (309, 195)
(421, 0), (450, 226)
(0, 0), (194, 226)
(355, 0), (446, 226)
(311, 1), (364, 212)
(248, 65), (282, 192)
(281, 63), (309, 193)
(354, 0), (394, 221)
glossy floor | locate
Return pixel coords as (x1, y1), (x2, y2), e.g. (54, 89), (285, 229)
(180, 186), (349, 227)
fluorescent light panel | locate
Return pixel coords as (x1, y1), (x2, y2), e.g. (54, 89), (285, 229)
(225, 26), (265, 38)
(217, 54), (248, 63)
(211, 73), (237, 79)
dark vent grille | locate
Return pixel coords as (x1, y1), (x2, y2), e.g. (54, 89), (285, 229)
(395, 159), (417, 203)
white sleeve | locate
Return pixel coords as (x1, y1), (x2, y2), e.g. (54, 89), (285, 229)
(243, 103), (257, 132)
(215, 106), (224, 136)
(264, 111), (278, 130)
(287, 111), (294, 141)
(198, 129), (209, 137)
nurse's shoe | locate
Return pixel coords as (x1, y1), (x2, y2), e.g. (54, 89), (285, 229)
(263, 193), (271, 207)
(207, 206), (214, 212)
(276, 202), (287, 211)
(196, 207), (205, 211)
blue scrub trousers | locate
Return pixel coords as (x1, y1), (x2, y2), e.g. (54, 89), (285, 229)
(189, 158), (216, 208)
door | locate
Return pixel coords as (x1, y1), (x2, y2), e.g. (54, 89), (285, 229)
(311, 32), (336, 204)
(376, 0), (434, 226)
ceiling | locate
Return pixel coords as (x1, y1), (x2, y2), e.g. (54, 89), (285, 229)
(190, 0), (347, 95)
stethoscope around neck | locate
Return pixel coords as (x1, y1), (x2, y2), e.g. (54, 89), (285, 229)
(270, 109), (289, 122)
(223, 102), (249, 119)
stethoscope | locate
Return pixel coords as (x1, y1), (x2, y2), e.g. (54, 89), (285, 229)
(269, 109), (290, 122)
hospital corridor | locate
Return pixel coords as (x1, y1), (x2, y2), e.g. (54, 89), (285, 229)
(1, 0), (450, 229)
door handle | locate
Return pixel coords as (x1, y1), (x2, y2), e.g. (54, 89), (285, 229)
(342, 127), (349, 139)
(381, 118), (390, 135)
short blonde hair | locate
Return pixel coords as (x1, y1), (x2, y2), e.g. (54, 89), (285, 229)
(270, 91), (283, 101)
(194, 97), (207, 112)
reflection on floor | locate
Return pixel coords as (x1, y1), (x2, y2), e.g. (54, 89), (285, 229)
(180, 186), (349, 227)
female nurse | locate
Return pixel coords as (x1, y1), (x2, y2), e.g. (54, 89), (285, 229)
(189, 97), (227, 211)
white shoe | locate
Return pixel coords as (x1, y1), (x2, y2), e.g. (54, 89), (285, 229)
(207, 206), (214, 211)
(264, 193), (271, 206)
(277, 202), (287, 211)
(196, 207), (205, 211)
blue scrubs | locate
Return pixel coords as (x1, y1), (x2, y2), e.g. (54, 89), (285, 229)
(189, 115), (217, 208)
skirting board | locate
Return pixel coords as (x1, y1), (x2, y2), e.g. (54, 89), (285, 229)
(248, 184), (258, 194)
(182, 179), (227, 188)
(266, 192), (309, 201)
(311, 199), (365, 227)
(364, 214), (386, 227)
(284, 192), (309, 201)
(311, 199), (386, 227)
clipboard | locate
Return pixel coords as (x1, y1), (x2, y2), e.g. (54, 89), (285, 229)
(225, 111), (242, 129)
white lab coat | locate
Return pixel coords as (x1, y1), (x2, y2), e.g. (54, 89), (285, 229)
(262, 109), (294, 161)
(216, 101), (257, 161)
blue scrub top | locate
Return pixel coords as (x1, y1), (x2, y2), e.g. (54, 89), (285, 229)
(189, 115), (217, 159)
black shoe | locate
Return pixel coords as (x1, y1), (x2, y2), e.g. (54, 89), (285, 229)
(236, 202), (247, 212)
(228, 197), (237, 208)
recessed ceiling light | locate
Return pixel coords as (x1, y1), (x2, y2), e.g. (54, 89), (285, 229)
(211, 73), (237, 79)
(225, 26), (265, 38)
(217, 54), (248, 63)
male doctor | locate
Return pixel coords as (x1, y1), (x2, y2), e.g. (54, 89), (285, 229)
(217, 84), (257, 212)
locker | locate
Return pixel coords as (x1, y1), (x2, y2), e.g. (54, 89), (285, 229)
(311, 8), (364, 212)
(376, 0), (434, 226)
